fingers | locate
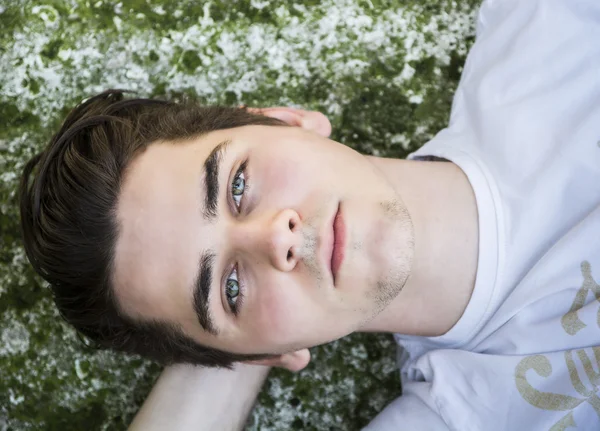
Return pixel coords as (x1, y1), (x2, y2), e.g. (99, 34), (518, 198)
(241, 348), (311, 373)
(300, 110), (332, 138)
(242, 106), (332, 138)
(283, 348), (311, 372)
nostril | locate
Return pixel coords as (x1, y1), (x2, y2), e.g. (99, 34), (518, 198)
(287, 249), (292, 260)
(289, 220), (295, 230)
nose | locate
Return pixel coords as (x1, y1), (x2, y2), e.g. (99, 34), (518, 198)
(236, 208), (302, 271)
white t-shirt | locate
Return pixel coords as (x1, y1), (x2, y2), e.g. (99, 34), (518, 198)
(364, 0), (600, 430)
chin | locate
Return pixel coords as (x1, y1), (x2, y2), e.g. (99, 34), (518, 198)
(362, 243), (412, 310)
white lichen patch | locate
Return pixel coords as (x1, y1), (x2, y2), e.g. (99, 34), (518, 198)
(0, 0), (476, 126)
(0, 314), (30, 357)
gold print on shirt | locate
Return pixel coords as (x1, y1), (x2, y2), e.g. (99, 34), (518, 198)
(549, 413), (576, 431)
(515, 355), (585, 411)
(561, 261), (600, 335)
(515, 261), (600, 430)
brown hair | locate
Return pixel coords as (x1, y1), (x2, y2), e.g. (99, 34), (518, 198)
(19, 89), (288, 369)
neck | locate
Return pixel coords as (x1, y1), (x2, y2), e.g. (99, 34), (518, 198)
(359, 156), (479, 337)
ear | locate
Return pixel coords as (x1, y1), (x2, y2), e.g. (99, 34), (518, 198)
(246, 106), (332, 138)
(242, 348), (311, 372)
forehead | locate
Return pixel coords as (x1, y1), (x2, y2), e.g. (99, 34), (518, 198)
(111, 128), (234, 326)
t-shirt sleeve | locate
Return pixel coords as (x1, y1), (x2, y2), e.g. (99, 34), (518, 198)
(362, 383), (450, 431)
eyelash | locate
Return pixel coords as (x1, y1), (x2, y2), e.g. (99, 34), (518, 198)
(225, 265), (244, 317)
(225, 159), (250, 315)
(231, 159), (250, 212)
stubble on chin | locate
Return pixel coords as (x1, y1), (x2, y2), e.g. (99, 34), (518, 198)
(367, 198), (415, 317)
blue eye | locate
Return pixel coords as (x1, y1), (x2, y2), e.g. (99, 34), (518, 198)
(226, 160), (249, 316)
(231, 160), (249, 211)
(225, 267), (243, 316)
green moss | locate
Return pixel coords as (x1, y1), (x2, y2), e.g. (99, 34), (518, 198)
(180, 50), (202, 72)
(0, 103), (40, 137)
(40, 38), (63, 60)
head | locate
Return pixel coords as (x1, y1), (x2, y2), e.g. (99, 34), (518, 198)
(19, 90), (414, 371)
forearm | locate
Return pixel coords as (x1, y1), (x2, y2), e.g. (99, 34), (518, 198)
(129, 363), (271, 431)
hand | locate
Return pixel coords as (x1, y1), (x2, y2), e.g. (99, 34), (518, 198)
(243, 347), (311, 373)
(245, 106), (332, 138)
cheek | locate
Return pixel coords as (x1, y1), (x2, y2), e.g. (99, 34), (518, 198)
(253, 147), (319, 206)
(259, 159), (299, 198)
(250, 284), (307, 346)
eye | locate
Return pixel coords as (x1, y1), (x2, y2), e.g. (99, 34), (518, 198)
(231, 160), (249, 211)
(225, 267), (244, 316)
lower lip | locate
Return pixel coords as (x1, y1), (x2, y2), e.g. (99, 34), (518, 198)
(331, 204), (346, 284)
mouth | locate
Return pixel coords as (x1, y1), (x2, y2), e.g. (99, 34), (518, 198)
(330, 202), (346, 285)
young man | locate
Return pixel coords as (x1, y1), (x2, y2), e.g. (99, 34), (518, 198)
(19, 0), (600, 429)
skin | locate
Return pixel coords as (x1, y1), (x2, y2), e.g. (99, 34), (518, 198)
(114, 109), (415, 366)
(114, 108), (479, 372)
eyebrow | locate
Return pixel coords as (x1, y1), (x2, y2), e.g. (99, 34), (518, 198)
(193, 251), (219, 336)
(191, 139), (232, 336)
(203, 139), (231, 222)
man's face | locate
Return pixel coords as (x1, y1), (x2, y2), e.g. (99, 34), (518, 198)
(113, 124), (414, 356)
